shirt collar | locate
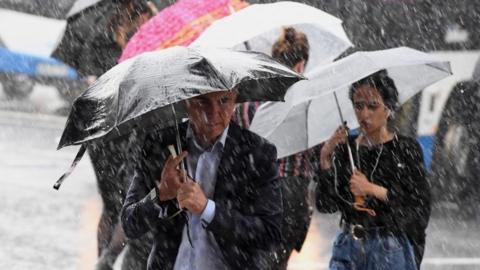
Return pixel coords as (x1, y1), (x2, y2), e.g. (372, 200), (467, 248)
(186, 123), (229, 153)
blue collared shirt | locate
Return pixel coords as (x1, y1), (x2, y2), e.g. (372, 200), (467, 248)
(173, 124), (229, 270)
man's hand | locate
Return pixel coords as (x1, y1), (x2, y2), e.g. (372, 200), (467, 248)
(177, 181), (208, 215)
(157, 151), (188, 201)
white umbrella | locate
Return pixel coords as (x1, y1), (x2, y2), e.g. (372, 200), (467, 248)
(191, 1), (353, 70)
(249, 47), (452, 159)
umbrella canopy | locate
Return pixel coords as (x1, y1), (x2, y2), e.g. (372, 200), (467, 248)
(52, 0), (157, 76)
(191, 1), (353, 70)
(52, 0), (114, 76)
(118, 0), (248, 62)
(249, 47), (452, 158)
(58, 46), (304, 149)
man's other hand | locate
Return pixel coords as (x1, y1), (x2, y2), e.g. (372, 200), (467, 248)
(177, 181), (208, 215)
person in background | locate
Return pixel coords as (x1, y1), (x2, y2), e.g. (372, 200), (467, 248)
(87, 2), (157, 270)
(86, 0), (157, 77)
(314, 70), (431, 270)
(234, 27), (312, 269)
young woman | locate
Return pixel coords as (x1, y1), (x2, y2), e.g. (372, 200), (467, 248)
(315, 70), (431, 270)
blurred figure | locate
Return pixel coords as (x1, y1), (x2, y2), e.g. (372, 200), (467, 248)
(429, 80), (480, 220)
(112, 1), (158, 49)
(85, 0), (157, 78)
(87, 1), (157, 270)
(314, 70), (431, 269)
(234, 27), (311, 269)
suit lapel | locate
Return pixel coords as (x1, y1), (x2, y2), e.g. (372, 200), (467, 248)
(214, 122), (243, 200)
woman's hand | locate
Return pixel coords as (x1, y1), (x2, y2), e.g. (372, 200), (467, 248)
(350, 169), (373, 196)
(320, 126), (348, 170)
(350, 169), (388, 201)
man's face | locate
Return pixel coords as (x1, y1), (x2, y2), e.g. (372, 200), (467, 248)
(185, 90), (238, 144)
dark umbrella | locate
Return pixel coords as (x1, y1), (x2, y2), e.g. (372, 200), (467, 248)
(52, 0), (158, 77)
(54, 46), (304, 189)
(52, 0), (114, 76)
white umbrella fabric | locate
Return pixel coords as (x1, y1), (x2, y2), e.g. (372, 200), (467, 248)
(191, 1), (353, 70)
(249, 47), (452, 158)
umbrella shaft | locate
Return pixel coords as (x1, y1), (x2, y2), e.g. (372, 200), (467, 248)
(333, 92), (355, 170)
(171, 104), (187, 182)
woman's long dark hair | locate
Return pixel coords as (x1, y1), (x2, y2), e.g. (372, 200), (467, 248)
(349, 69), (399, 113)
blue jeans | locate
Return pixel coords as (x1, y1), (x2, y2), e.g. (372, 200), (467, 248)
(329, 231), (417, 270)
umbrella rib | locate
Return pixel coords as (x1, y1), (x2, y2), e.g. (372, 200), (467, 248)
(424, 62), (453, 75)
(114, 77), (122, 129)
(305, 100), (311, 151)
(202, 57), (231, 90)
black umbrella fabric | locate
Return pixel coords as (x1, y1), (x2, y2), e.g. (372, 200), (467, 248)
(52, 0), (157, 77)
(54, 46), (304, 189)
(52, 0), (115, 76)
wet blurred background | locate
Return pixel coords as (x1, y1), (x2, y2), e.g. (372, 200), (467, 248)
(0, 0), (479, 269)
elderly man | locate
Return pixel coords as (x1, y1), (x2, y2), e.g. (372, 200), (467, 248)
(121, 90), (283, 270)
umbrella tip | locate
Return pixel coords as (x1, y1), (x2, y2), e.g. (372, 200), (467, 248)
(53, 182), (61, 190)
(56, 140), (67, 150)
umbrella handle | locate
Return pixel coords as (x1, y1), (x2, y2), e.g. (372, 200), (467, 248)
(170, 104), (188, 183)
(334, 92), (355, 170)
(346, 139), (355, 172)
(53, 144), (87, 190)
(167, 144), (188, 184)
(348, 143), (375, 216)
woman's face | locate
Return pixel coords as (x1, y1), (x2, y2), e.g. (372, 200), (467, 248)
(352, 84), (390, 136)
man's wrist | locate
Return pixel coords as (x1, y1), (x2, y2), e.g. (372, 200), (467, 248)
(158, 184), (170, 201)
(200, 199), (216, 228)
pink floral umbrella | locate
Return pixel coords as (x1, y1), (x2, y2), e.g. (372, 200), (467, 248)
(118, 0), (248, 62)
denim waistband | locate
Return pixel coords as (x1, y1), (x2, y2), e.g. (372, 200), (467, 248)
(341, 223), (400, 239)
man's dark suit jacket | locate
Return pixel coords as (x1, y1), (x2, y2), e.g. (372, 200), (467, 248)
(121, 121), (283, 270)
